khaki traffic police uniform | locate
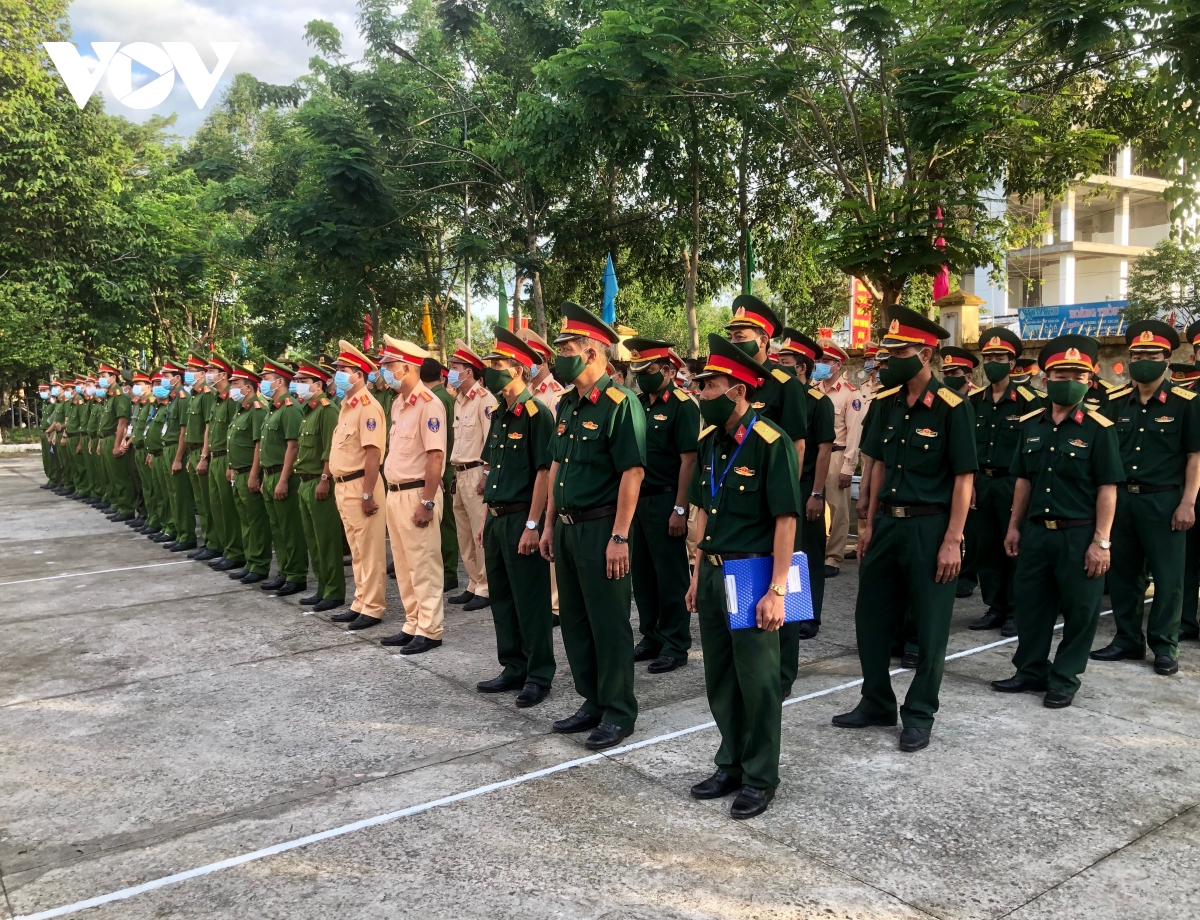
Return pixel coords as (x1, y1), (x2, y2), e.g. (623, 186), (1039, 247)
(819, 371), (866, 571)
(451, 380), (497, 598)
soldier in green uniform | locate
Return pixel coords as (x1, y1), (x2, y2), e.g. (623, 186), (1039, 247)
(141, 372), (173, 537)
(294, 360), (346, 610)
(624, 337), (699, 674)
(1178, 320), (1200, 643)
(684, 334), (802, 820)
(422, 357), (460, 591)
(37, 382), (56, 488)
(940, 347), (982, 603)
(182, 352), (217, 555)
(539, 302), (647, 750)
(474, 327), (557, 706)
(834, 306), (977, 752)
(127, 372), (153, 527)
(991, 334), (1123, 706)
(84, 376), (106, 507)
(47, 381), (73, 494)
(258, 358), (309, 596)
(964, 328), (1045, 637)
(95, 362), (136, 521)
(775, 330), (834, 659)
(197, 354), (242, 567)
(164, 360), (198, 551)
(1011, 357), (1042, 391)
(1090, 320), (1200, 676)
(226, 366), (273, 583)
(63, 377), (87, 499)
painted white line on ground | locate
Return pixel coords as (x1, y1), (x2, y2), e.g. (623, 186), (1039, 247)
(0, 561), (189, 587)
(14, 605), (1131, 920)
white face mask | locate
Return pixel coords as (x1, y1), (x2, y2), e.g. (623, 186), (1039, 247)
(293, 382), (313, 401)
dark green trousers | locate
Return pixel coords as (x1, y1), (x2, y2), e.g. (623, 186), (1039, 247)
(854, 512), (956, 729)
(299, 477), (345, 601)
(168, 454), (196, 543)
(697, 561), (781, 790)
(101, 437), (135, 515)
(1110, 488), (1185, 658)
(207, 456), (242, 562)
(1012, 523), (1104, 693)
(554, 515), (638, 731)
(152, 453), (176, 537)
(958, 506), (979, 592)
(233, 471), (273, 575)
(630, 490), (692, 659)
(780, 479), (826, 696)
(187, 447), (215, 550)
(136, 450), (159, 527)
(263, 471), (308, 583)
(483, 510), (556, 687)
(1182, 496), (1200, 634)
(40, 433), (55, 483)
(59, 439), (76, 491)
(974, 473), (1017, 617)
(441, 465), (459, 585)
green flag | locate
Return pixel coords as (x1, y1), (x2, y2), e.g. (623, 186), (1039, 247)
(743, 230), (755, 295)
(497, 275), (509, 329)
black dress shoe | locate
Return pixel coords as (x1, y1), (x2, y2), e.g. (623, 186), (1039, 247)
(584, 722), (630, 750)
(633, 643), (658, 662)
(899, 726), (931, 752)
(1180, 626), (1200, 642)
(730, 785), (774, 819)
(832, 707), (897, 728)
(274, 582), (306, 597)
(150, 532), (173, 542)
(139, 526), (160, 535)
(955, 579), (976, 598)
(127, 518), (145, 528)
(991, 675), (1049, 693)
(690, 770), (740, 799)
(1090, 643), (1145, 662)
(515, 682), (550, 708)
(211, 558), (239, 571)
(553, 709), (602, 734)
(823, 565), (840, 578)
(83, 497), (100, 505)
(400, 635), (442, 654)
(207, 556), (228, 568)
(1044, 690), (1075, 708)
(312, 598), (345, 612)
(552, 614), (561, 628)
(477, 674), (524, 693)
(900, 650), (919, 669)
(381, 631), (415, 647)
(227, 569), (250, 580)
(463, 595), (491, 611)
(299, 594), (322, 606)
(844, 549), (857, 560)
(170, 542), (197, 553)
(1001, 618), (1018, 638)
(260, 576), (286, 591)
(969, 609), (1005, 630)
(96, 502), (112, 511)
(797, 621), (819, 640)
(648, 654), (686, 674)
(1154, 655), (1179, 675)
(192, 548), (219, 562)
(239, 572), (266, 584)
(186, 546), (207, 559)
(347, 615), (382, 631)
(162, 541), (179, 550)
(330, 610), (359, 623)
(448, 591), (474, 605)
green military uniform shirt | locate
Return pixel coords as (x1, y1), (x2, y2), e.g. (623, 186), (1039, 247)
(206, 390), (237, 452)
(969, 382), (1044, 470)
(166, 390), (189, 449)
(483, 389), (554, 504)
(86, 398), (102, 438)
(1103, 380), (1200, 485)
(145, 397), (169, 452)
(861, 378), (978, 504)
(1012, 405), (1124, 519)
(802, 386), (835, 481)
(749, 367), (809, 443)
(637, 382), (700, 490)
(260, 396), (305, 467)
(688, 412), (803, 553)
(375, 386), (396, 436)
(98, 387), (132, 436)
(296, 397), (339, 475)
(551, 374), (646, 512)
(228, 397), (269, 469)
(131, 398), (152, 448)
(185, 386), (214, 445)
(65, 397), (86, 435)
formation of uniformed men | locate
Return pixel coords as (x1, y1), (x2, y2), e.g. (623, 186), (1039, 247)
(33, 299), (1199, 822)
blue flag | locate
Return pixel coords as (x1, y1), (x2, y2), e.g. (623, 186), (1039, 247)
(602, 253), (618, 325)
(241, 336), (248, 357)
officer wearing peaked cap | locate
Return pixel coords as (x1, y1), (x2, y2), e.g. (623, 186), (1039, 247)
(624, 336), (700, 674)
(1090, 320), (1200, 676)
(991, 335), (1123, 706)
(540, 302), (647, 751)
(258, 358), (309, 596)
(834, 305), (977, 752)
(226, 365), (274, 584)
(196, 352), (236, 565)
(1179, 320), (1200, 643)
(182, 351), (218, 554)
(685, 334), (803, 819)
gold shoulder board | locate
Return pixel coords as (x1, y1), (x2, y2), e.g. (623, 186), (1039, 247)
(771, 367), (790, 384)
(605, 386), (626, 404)
(1173, 386), (1197, 401)
(937, 387), (963, 407)
(1017, 386), (1038, 402)
(320, 398), (330, 406)
(967, 385), (987, 397)
(809, 386), (826, 399)
(1087, 409), (1114, 427)
(1106, 386), (1132, 400)
(699, 424), (717, 439)
(672, 387), (691, 402)
(1018, 408), (1044, 422)
(1100, 379), (1117, 391)
(752, 420), (781, 444)
(870, 385), (901, 400)
(524, 399), (539, 416)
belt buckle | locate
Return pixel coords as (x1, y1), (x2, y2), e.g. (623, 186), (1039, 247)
(891, 506), (905, 518)
(1128, 484), (1141, 494)
(707, 553), (722, 566)
(489, 507), (498, 517)
(1045, 519), (1058, 530)
(558, 513), (573, 525)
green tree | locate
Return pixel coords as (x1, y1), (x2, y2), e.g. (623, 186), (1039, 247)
(1125, 239), (1200, 324)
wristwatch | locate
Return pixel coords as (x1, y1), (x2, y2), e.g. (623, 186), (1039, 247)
(362, 492), (374, 501)
(423, 499), (436, 511)
(673, 505), (686, 516)
(610, 533), (628, 544)
(320, 473), (330, 482)
(525, 520), (538, 531)
(768, 583), (787, 596)
(1092, 537), (1112, 550)
(811, 491), (823, 500)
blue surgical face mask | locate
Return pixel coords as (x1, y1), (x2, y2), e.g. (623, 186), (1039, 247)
(229, 386), (244, 401)
(811, 362), (833, 381)
(205, 372), (216, 385)
(152, 385), (169, 399)
(334, 370), (352, 392)
(39, 390), (49, 399)
(184, 371), (197, 386)
(335, 386), (347, 400)
(132, 384), (145, 397)
(531, 364), (540, 377)
(368, 370), (378, 383)
(446, 369), (462, 389)
(85, 385), (97, 397)
(97, 376), (110, 390)
(288, 381), (298, 395)
(51, 386), (61, 397)
(294, 382), (313, 401)
(382, 366), (399, 388)
(259, 379), (274, 399)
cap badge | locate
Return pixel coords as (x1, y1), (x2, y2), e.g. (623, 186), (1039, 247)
(1139, 330), (1155, 344)
(1065, 347), (1081, 361)
(889, 319), (900, 333)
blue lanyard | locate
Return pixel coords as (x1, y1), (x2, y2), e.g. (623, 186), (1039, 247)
(709, 414), (756, 502)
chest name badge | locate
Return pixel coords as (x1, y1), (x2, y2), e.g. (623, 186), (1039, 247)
(1068, 438), (1089, 448)
(1005, 415), (1021, 421)
(916, 428), (938, 437)
(1155, 415), (1174, 423)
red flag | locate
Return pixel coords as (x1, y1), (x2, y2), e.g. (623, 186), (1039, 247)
(363, 314), (373, 352)
(933, 207), (950, 300)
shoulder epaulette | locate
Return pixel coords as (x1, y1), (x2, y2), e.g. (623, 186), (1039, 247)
(870, 385), (901, 400)
(967, 385), (987, 397)
(672, 387), (691, 402)
(809, 386), (826, 399)
(699, 424), (717, 440)
(1100, 379), (1118, 391)
(1019, 408), (1044, 422)
(1087, 409), (1114, 427)
(937, 387), (963, 407)
(751, 419), (780, 444)
(1016, 385), (1039, 402)
(1106, 386), (1132, 401)
(1173, 385), (1197, 401)
(319, 398), (330, 406)
(770, 367), (790, 385)
(1031, 386), (1047, 397)
(284, 398), (292, 406)
(419, 390), (433, 402)
(605, 386), (626, 404)
(252, 400), (263, 410)
(524, 399), (538, 416)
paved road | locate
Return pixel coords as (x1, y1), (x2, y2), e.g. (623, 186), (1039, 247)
(2, 455), (1198, 920)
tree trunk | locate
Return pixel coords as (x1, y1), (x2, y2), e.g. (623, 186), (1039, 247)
(532, 273), (547, 339)
(513, 271), (525, 329)
(738, 124), (750, 289)
(684, 99), (701, 358)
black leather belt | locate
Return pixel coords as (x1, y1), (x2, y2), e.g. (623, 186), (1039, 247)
(210, 449), (227, 457)
(387, 479), (425, 492)
(979, 467), (1009, 477)
(187, 443), (203, 449)
(454, 460), (484, 471)
(148, 449), (163, 457)
(558, 505), (617, 525)
(488, 501), (531, 517)
(639, 485), (673, 497)
(1123, 483), (1178, 494)
(335, 470), (364, 483)
(299, 473), (322, 483)
(703, 551), (769, 567)
(231, 465), (253, 475)
(1035, 517), (1094, 530)
(832, 445), (846, 452)
(880, 502), (948, 518)
(262, 464), (283, 475)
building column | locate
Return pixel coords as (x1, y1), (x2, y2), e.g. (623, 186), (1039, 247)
(1117, 191), (1130, 299)
(1058, 189), (1075, 305)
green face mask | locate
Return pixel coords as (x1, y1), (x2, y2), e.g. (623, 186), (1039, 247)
(699, 387), (742, 427)
(483, 367), (513, 396)
(943, 375), (968, 391)
(1046, 379), (1089, 407)
(983, 361), (1010, 384)
(1129, 359), (1166, 384)
(730, 339), (761, 360)
(553, 353), (586, 386)
(879, 353), (924, 388)
(635, 370), (664, 394)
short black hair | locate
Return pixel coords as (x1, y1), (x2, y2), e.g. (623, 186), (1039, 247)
(420, 357), (443, 383)
(611, 360), (629, 377)
(686, 358), (705, 375)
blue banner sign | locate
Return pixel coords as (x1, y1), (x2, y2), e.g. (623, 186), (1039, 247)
(1018, 301), (1128, 339)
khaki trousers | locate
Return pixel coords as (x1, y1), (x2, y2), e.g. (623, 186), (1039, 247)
(824, 458), (850, 570)
(387, 488), (446, 640)
(452, 466), (489, 597)
(334, 480), (387, 620)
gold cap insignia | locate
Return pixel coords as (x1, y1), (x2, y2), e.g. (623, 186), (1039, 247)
(888, 319), (900, 333)
(1065, 347), (1081, 361)
(1138, 330), (1156, 343)
(734, 306), (746, 318)
(986, 336), (1003, 349)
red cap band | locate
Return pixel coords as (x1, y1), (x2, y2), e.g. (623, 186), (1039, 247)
(336, 349), (375, 374)
(704, 357), (764, 389)
(492, 341), (534, 370)
(780, 338), (817, 361)
(883, 320), (939, 348)
(451, 347), (485, 372)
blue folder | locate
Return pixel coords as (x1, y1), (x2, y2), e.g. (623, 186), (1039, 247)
(723, 552), (814, 629)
